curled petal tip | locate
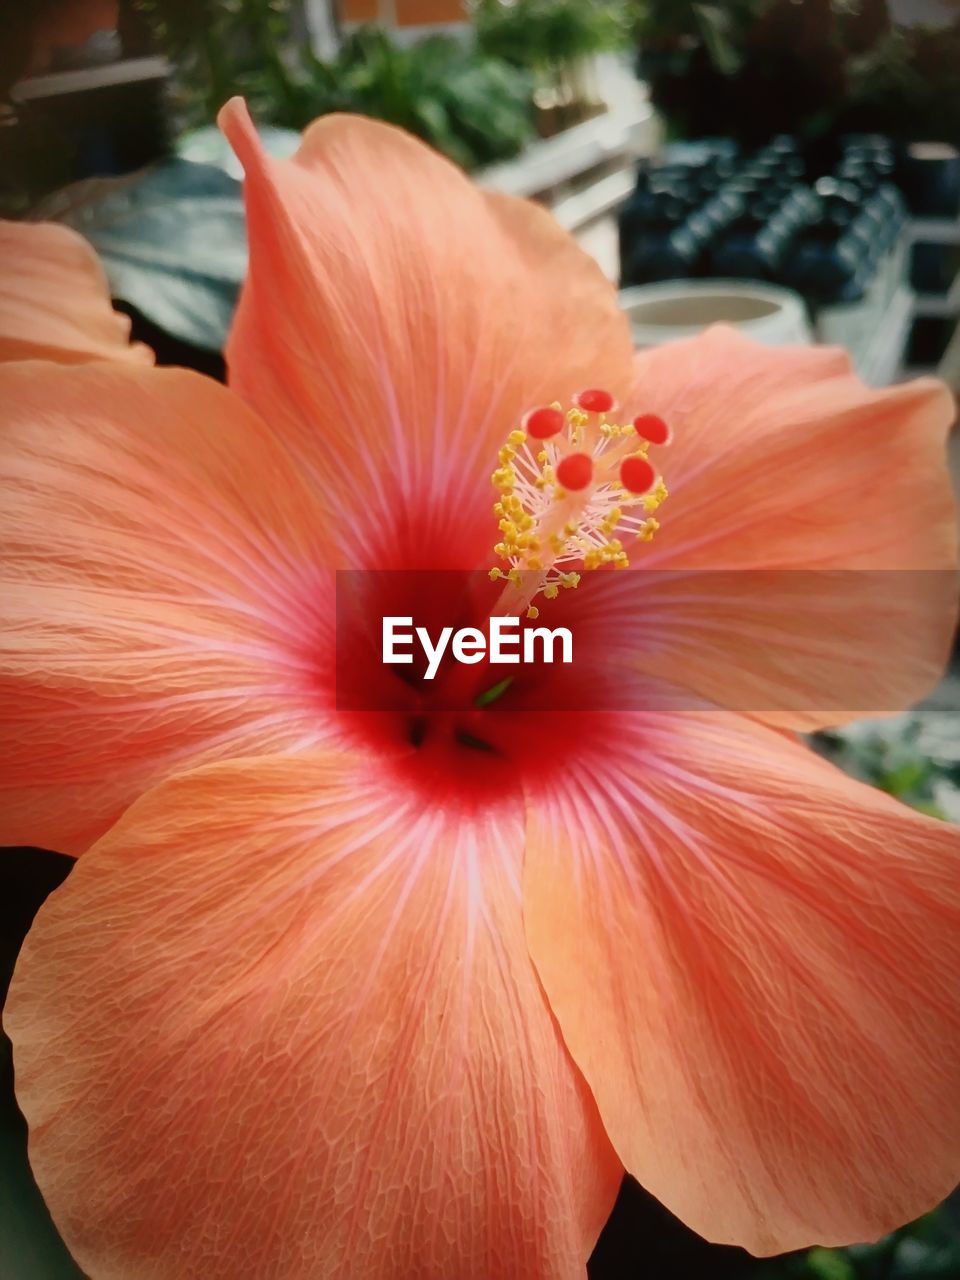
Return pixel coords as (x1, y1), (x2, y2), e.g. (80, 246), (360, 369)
(217, 96), (259, 174)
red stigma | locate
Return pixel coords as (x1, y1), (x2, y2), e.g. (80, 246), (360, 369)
(574, 388), (616, 414)
(523, 407), (565, 439)
(557, 452), (594, 491)
(620, 456), (656, 494)
(632, 413), (671, 445)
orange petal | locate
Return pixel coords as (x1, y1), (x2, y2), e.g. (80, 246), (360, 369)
(0, 361), (334, 854)
(630, 326), (957, 571)
(6, 753), (621, 1278)
(219, 99), (633, 567)
(612, 327), (958, 727)
(524, 713), (960, 1254)
(589, 563), (957, 731)
(0, 220), (152, 365)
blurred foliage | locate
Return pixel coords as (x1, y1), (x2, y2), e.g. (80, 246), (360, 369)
(133, 0), (294, 121)
(290, 28), (534, 170)
(34, 158), (248, 351)
(473, 0), (630, 73)
(750, 1206), (960, 1279)
(631, 0), (960, 143)
(473, 0), (630, 120)
(132, 0), (534, 169)
(815, 703), (960, 822)
(631, 0), (774, 76)
(0, 850), (84, 1280)
(839, 22), (960, 143)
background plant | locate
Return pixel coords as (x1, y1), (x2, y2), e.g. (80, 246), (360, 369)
(293, 27), (534, 170)
(474, 0), (631, 70)
(629, 0), (960, 143)
(133, 0), (534, 168)
(473, 0), (630, 110)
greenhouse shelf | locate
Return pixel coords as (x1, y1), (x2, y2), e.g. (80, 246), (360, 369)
(12, 57), (170, 101)
(478, 105), (657, 211)
(849, 284), (915, 387)
(908, 215), (960, 387)
(913, 274), (960, 320)
(909, 218), (960, 247)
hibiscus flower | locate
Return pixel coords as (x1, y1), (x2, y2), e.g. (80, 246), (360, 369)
(0, 217), (151, 366)
(2, 100), (959, 1280)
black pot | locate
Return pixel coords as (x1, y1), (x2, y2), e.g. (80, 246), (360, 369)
(899, 142), (960, 220)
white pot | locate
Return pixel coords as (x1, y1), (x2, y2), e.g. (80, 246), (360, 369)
(618, 279), (813, 348)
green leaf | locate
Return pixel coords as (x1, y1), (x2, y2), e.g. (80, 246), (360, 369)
(692, 3), (745, 76)
(0, 1074), (84, 1277)
(877, 759), (932, 797)
(0, 847), (84, 1278)
(39, 160), (248, 352)
(805, 1247), (857, 1280)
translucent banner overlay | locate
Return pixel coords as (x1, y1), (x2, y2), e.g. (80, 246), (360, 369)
(335, 569), (958, 715)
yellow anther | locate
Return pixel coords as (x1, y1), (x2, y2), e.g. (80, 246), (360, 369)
(641, 479), (668, 513)
(489, 394), (667, 612)
(526, 605), (540, 620)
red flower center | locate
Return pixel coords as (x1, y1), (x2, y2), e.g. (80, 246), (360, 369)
(328, 392), (670, 806)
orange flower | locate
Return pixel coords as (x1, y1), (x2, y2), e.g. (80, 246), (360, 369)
(0, 218), (151, 366)
(2, 99), (959, 1278)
